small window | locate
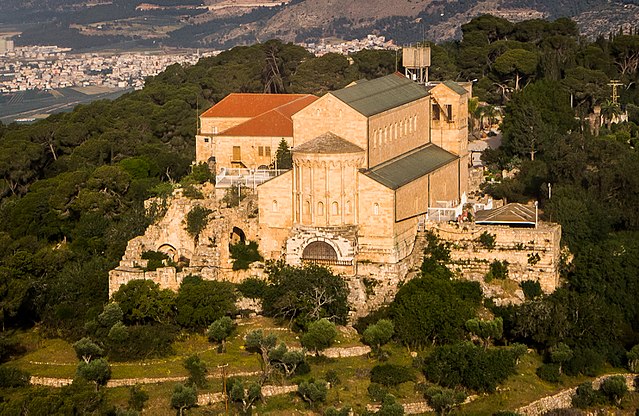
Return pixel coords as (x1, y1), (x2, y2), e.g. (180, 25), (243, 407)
(317, 202), (324, 216)
(373, 203), (379, 215)
(446, 104), (453, 121)
(305, 201), (311, 215)
(258, 146), (264, 156)
(204, 138), (209, 143)
(272, 200), (278, 212)
(265, 146), (271, 157)
(331, 201), (339, 215)
(346, 201), (352, 214)
(212, 126), (218, 134)
(432, 104), (440, 120)
(232, 146), (241, 161)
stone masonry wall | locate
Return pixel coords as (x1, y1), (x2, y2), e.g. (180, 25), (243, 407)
(428, 221), (561, 294)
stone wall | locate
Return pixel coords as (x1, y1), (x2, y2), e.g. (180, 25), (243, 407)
(108, 187), (263, 296)
(517, 374), (637, 416)
(429, 221), (562, 294)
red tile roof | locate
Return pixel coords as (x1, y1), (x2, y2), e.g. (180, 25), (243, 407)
(200, 93), (316, 118)
(211, 94), (318, 137)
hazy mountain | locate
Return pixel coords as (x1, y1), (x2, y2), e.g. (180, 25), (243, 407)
(2, 0), (638, 50)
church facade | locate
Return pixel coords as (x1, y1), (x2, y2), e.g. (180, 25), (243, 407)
(198, 73), (471, 274)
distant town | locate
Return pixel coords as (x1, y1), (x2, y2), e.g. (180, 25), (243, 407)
(0, 34), (398, 93)
(0, 43), (208, 93)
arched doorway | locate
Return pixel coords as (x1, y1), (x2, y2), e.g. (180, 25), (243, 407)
(302, 241), (338, 264)
(230, 226), (246, 245)
(157, 244), (177, 261)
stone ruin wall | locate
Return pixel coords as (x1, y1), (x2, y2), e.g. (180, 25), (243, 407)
(428, 221), (562, 294)
(108, 185), (262, 297)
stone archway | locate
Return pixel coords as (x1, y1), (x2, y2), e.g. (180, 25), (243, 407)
(302, 240), (338, 264)
(230, 226), (246, 245)
(157, 243), (177, 261)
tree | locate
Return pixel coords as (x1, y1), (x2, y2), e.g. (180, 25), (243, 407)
(297, 379), (327, 408)
(268, 342), (307, 378)
(127, 385), (149, 412)
(227, 378), (262, 416)
(112, 280), (176, 325)
(362, 319), (394, 356)
(493, 49), (539, 91)
(301, 318), (337, 356)
(262, 261), (350, 330)
(183, 355), (207, 388)
(170, 383), (197, 416)
(465, 317), (503, 349)
(207, 316), (236, 351)
(627, 344), (639, 372)
(73, 338), (104, 364)
(175, 276), (236, 330)
(245, 329), (278, 379)
(423, 386), (467, 416)
(549, 343), (573, 375)
(377, 394), (404, 416)
(600, 99), (622, 130)
(185, 206), (212, 244)
(390, 275), (481, 348)
(275, 138), (292, 170)
(599, 375), (628, 406)
(76, 358), (111, 391)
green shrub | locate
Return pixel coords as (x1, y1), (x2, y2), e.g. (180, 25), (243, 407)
(141, 250), (172, 271)
(370, 364), (415, 387)
(423, 343), (520, 392)
(600, 375), (628, 405)
(237, 277), (268, 299)
(0, 366), (30, 387)
(185, 206), (212, 241)
(367, 382), (388, 402)
(572, 382), (603, 409)
(536, 363), (560, 383)
(229, 240), (263, 270)
(182, 184), (204, 199)
(563, 348), (605, 377)
(520, 280), (542, 300)
(485, 260), (509, 281)
(477, 231), (496, 249)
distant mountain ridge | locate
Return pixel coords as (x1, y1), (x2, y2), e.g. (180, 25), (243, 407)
(2, 0), (638, 49)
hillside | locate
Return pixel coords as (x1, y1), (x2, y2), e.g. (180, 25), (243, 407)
(2, 0), (639, 49)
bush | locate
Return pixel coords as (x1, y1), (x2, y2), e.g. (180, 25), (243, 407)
(424, 343), (520, 392)
(485, 260), (509, 281)
(520, 280), (542, 300)
(298, 379), (327, 407)
(237, 277), (268, 299)
(185, 206), (212, 241)
(563, 348), (605, 377)
(107, 324), (177, 361)
(301, 318), (337, 355)
(0, 366), (30, 387)
(536, 363), (560, 383)
(182, 184), (204, 199)
(141, 250), (172, 271)
(572, 382), (603, 409)
(184, 355), (207, 388)
(599, 375), (628, 405)
(367, 382), (388, 402)
(370, 364), (415, 387)
(477, 231), (496, 249)
(229, 240), (263, 270)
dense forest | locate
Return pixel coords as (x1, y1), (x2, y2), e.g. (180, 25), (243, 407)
(2, 14), (639, 414)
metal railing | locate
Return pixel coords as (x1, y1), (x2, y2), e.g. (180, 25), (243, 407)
(215, 168), (289, 189)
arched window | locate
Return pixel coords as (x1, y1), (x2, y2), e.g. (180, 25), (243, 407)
(304, 201), (311, 215)
(346, 200), (352, 214)
(331, 201), (339, 215)
(317, 202), (324, 215)
(373, 203), (379, 215)
(302, 241), (338, 263)
(272, 200), (278, 212)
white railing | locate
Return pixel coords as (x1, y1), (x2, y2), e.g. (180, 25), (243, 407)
(215, 168), (289, 189)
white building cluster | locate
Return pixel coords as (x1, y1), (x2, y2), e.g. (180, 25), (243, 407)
(0, 45), (208, 93)
(298, 34), (399, 56)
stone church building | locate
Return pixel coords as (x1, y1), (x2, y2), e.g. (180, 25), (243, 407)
(198, 73), (471, 274)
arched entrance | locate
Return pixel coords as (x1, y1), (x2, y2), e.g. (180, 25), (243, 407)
(230, 226), (246, 245)
(157, 244), (177, 261)
(302, 241), (338, 264)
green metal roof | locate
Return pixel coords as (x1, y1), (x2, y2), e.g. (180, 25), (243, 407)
(331, 73), (429, 117)
(363, 144), (458, 190)
(442, 80), (468, 96)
